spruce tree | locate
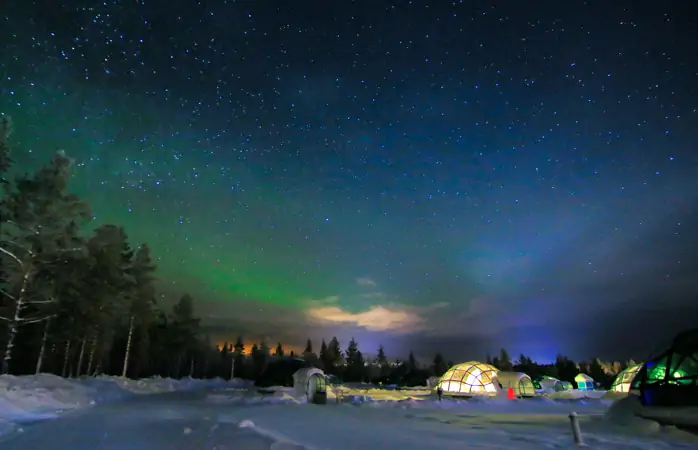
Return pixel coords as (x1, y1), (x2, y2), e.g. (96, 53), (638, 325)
(327, 336), (342, 366)
(170, 293), (200, 377)
(344, 338), (364, 382)
(233, 336), (245, 378)
(432, 352), (448, 376)
(498, 348), (513, 371)
(407, 351), (418, 371)
(303, 338), (313, 355)
(251, 343), (268, 378)
(375, 345), (389, 376)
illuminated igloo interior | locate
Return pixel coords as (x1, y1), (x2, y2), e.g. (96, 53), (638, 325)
(637, 328), (698, 406)
(437, 361), (499, 396)
(610, 364), (642, 393)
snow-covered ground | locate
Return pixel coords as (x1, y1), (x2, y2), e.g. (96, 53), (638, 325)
(0, 373), (241, 436)
(1, 375), (697, 449)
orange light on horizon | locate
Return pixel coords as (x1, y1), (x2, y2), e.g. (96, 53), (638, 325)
(214, 340), (303, 356)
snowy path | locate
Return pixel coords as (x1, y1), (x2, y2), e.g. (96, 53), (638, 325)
(1, 389), (697, 449)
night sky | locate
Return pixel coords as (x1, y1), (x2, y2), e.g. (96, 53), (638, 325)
(2, 1), (697, 363)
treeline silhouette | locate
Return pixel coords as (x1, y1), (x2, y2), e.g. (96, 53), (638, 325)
(217, 338), (636, 388)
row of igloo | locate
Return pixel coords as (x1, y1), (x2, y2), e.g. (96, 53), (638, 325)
(433, 361), (599, 397)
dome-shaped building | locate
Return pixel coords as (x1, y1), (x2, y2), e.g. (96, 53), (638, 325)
(636, 328), (698, 407)
(436, 361), (499, 396)
(534, 375), (568, 392)
(610, 364), (642, 393)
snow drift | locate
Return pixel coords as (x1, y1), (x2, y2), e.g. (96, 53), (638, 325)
(0, 373), (243, 436)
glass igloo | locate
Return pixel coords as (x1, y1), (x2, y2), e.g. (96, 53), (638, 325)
(610, 364), (642, 393)
(636, 328), (698, 406)
(437, 361), (499, 396)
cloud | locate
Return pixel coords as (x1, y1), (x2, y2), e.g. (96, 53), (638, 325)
(305, 300), (449, 333)
(356, 276), (376, 287)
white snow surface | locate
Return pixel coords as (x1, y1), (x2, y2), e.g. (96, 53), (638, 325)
(0, 373), (242, 435)
(1, 375), (697, 449)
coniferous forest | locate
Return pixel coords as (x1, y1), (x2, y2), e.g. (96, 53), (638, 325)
(0, 117), (634, 388)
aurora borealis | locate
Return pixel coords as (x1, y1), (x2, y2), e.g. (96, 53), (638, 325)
(2, 1), (697, 362)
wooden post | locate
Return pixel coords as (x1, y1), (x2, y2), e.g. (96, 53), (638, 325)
(568, 412), (584, 446)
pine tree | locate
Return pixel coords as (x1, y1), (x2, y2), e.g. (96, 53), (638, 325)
(274, 342), (284, 357)
(0, 116), (13, 184)
(170, 293), (200, 377)
(432, 352), (448, 376)
(260, 339), (270, 357)
(319, 339), (328, 365)
(303, 338), (313, 355)
(344, 338), (365, 382)
(122, 244), (156, 378)
(232, 336), (245, 378)
(588, 357), (607, 387)
(79, 225), (133, 376)
(0, 151), (90, 374)
(376, 345), (390, 377)
(497, 348), (513, 371)
(407, 351), (418, 371)
(328, 337), (342, 363)
(554, 354), (578, 383)
(250, 343), (266, 378)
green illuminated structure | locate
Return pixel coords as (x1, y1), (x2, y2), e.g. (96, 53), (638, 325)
(637, 328), (698, 406)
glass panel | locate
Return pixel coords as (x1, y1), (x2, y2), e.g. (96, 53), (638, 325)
(671, 353), (698, 378)
(646, 356), (668, 382)
(452, 370), (467, 381)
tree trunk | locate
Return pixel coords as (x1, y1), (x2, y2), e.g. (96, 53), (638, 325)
(76, 337), (86, 377)
(121, 316), (135, 378)
(175, 353), (182, 378)
(1, 268), (31, 375)
(86, 335), (97, 376)
(61, 340), (71, 377)
(189, 358), (194, 378)
(35, 317), (51, 374)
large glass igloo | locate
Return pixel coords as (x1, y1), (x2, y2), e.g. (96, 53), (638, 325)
(636, 328), (698, 406)
(437, 361), (499, 396)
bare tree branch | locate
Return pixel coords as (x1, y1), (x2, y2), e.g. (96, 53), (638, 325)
(24, 299), (57, 305)
(3, 220), (39, 235)
(0, 246), (24, 267)
(19, 315), (55, 325)
(0, 239), (36, 258)
(0, 287), (17, 302)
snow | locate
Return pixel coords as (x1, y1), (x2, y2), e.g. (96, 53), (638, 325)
(2, 375), (697, 449)
(0, 373), (244, 436)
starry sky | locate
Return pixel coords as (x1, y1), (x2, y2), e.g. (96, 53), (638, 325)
(2, 0), (697, 363)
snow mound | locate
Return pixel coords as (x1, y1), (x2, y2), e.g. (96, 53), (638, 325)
(545, 389), (609, 400)
(604, 395), (661, 432)
(0, 373), (242, 436)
